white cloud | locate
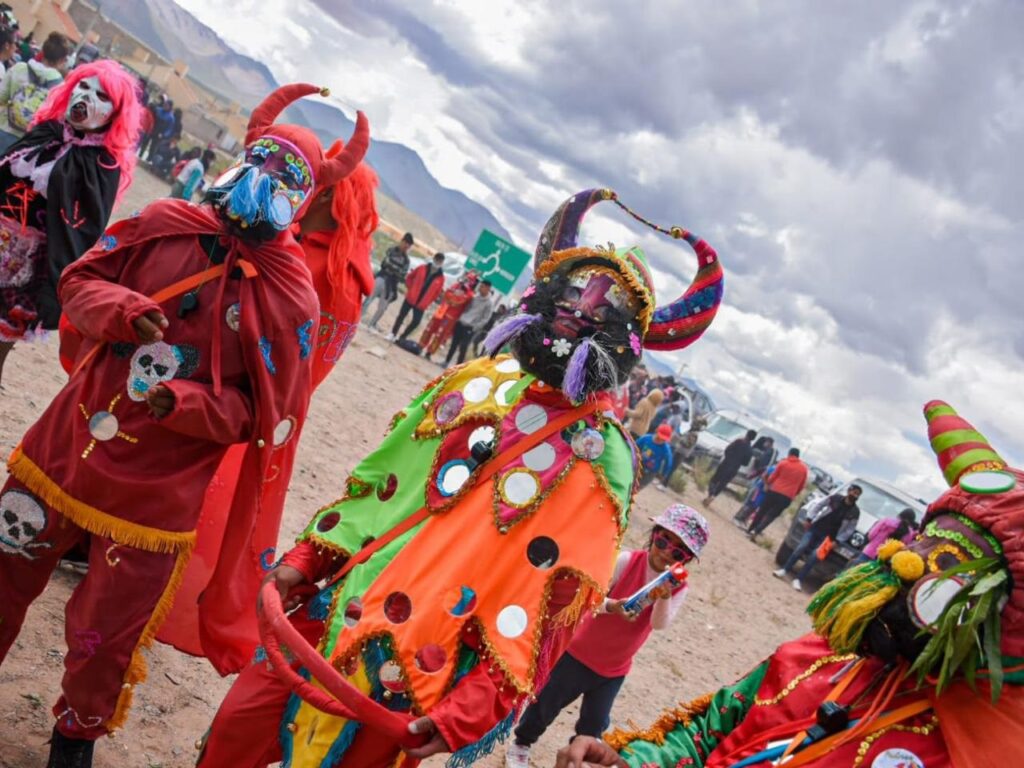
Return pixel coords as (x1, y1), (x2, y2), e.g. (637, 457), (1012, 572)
(171, 0), (1022, 505)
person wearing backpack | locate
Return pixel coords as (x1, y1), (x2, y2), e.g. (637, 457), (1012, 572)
(0, 31), (69, 152)
(0, 60), (142, 384)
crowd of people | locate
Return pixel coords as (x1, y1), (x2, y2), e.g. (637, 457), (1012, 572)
(0, 33), (1019, 768)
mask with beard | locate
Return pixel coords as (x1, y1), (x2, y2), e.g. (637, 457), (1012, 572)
(65, 76), (114, 131)
(808, 400), (1022, 696)
(486, 262), (642, 403)
(205, 135), (315, 242)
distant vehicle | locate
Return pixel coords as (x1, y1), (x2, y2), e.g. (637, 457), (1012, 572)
(774, 477), (927, 584)
(691, 409), (792, 489)
(808, 465), (836, 494)
(676, 376), (716, 423)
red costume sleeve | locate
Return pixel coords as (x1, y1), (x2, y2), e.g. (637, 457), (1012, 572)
(280, 539), (347, 584)
(430, 574), (582, 751)
(159, 379), (256, 444)
(58, 239), (162, 343)
(423, 275), (444, 306)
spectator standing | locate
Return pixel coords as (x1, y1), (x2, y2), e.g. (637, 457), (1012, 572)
(751, 435), (775, 474)
(624, 388), (664, 439)
(848, 507), (918, 567)
(418, 270), (476, 361)
(362, 231), (412, 330)
(747, 448), (809, 539)
(773, 484), (862, 590)
(0, 31), (69, 152)
(443, 278), (493, 366)
(471, 302), (506, 357)
(702, 429), (756, 505)
(389, 251), (445, 341)
(636, 424), (675, 488)
(170, 106), (183, 140)
(169, 147), (204, 199)
(0, 28), (16, 75)
(627, 365), (649, 407)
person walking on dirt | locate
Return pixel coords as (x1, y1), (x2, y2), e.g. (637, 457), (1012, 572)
(702, 429), (755, 505)
(746, 448), (809, 539)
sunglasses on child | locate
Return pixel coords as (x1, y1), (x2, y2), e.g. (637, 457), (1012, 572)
(653, 532), (694, 562)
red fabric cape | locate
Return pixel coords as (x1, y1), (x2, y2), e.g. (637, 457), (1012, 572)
(87, 199), (318, 675)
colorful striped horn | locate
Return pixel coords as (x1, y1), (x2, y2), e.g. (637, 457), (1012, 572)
(924, 400), (1016, 494)
(532, 188), (724, 352)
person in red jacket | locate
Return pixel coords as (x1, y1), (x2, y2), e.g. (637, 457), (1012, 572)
(418, 270), (478, 360)
(747, 447), (809, 539)
(388, 251), (445, 342)
(0, 83), (369, 768)
(155, 138), (380, 660)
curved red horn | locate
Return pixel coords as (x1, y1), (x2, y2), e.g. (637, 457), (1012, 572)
(246, 83), (324, 144)
(319, 111), (371, 187)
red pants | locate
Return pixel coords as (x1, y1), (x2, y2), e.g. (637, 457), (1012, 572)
(418, 316), (457, 356)
(198, 608), (409, 768)
(0, 477), (177, 739)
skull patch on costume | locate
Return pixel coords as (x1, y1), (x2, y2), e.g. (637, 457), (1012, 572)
(65, 76), (114, 132)
(0, 489), (49, 559)
(127, 342), (200, 401)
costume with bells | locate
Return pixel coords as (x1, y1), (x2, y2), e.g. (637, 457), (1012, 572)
(196, 187), (723, 768)
(577, 401), (1024, 768)
(0, 83), (368, 765)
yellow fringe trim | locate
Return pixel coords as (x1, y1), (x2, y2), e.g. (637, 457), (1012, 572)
(604, 692), (715, 751)
(8, 447), (196, 555)
(820, 585), (900, 654)
(552, 581), (600, 628)
(106, 544), (193, 731)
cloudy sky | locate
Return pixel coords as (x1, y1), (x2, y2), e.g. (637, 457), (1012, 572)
(174, 0), (1023, 500)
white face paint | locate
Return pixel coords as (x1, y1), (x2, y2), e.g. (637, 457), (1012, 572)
(65, 76), (114, 131)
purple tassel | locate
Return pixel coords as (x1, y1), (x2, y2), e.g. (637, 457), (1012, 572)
(483, 313), (542, 356)
(563, 338), (592, 403)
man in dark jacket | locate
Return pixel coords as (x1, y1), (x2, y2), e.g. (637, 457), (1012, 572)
(362, 231), (412, 330)
(773, 484), (862, 590)
(702, 429), (756, 505)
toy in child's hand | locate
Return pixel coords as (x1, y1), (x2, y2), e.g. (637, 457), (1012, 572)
(621, 562), (687, 615)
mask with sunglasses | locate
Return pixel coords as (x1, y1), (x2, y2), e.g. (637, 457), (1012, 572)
(206, 135), (314, 240)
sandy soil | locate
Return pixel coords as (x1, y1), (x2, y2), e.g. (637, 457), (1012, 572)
(0, 171), (814, 767)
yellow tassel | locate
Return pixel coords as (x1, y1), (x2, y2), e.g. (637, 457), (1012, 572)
(822, 585), (899, 653)
(890, 550), (925, 582)
(552, 583), (599, 628)
(8, 447), (195, 556)
(877, 539), (905, 562)
(106, 546), (193, 731)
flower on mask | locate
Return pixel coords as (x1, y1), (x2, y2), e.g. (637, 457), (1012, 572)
(522, 285), (536, 298)
(552, 338), (573, 357)
(629, 332), (642, 355)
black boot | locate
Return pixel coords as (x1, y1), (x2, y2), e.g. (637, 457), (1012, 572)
(47, 727), (95, 768)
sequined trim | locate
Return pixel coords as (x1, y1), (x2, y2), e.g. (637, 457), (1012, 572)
(753, 654), (857, 707)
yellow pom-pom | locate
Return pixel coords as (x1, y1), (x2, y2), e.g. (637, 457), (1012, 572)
(319, 87), (331, 97)
(877, 539), (905, 562)
(891, 550), (926, 582)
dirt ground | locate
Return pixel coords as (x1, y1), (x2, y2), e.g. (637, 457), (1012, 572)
(0, 171), (814, 767)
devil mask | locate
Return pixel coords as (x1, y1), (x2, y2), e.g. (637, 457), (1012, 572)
(484, 188), (724, 404)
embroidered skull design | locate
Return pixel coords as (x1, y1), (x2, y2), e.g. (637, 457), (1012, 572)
(0, 489), (49, 559)
(127, 342), (200, 401)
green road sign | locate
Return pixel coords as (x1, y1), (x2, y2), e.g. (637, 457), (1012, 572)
(465, 230), (532, 295)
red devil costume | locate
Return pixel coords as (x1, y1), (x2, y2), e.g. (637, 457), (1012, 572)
(0, 83), (369, 766)
(418, 272), (479, 356)
(157, 140), (380, 660)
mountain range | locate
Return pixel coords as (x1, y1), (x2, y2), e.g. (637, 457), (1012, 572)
(93, 0), (511, 246)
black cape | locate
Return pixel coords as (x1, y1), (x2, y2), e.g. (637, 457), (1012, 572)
(0, 119), (120, 328)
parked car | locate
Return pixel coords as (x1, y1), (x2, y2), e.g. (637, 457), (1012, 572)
(691, 409), (792, 489)
(774, 477), (927, 584)
(808, 464), (837, 494)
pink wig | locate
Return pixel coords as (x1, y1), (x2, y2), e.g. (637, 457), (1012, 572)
(32, 60), (143, 202)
